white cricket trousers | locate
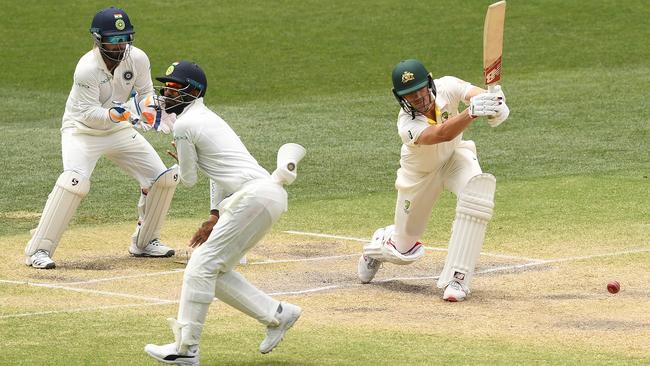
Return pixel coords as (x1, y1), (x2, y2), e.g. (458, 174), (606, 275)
(61, 127), (167, 187)
(177, 179), (288, 342)
(392, 141), (482, 251)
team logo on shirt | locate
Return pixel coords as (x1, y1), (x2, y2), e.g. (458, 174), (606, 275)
(401, 71), (415, 84)
(441, 111), (449, 121)
(123, 71), (133, 80)
(404, 199), (411, 214)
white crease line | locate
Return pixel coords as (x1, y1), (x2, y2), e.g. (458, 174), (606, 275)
(285, 230), (542, 262)
(59, 269), (186, 286)
(0, 302), (171, 320)
(1, 280), (174, 304)
(283, 230), (369, 243)
(268, 285), (342, 296)
(3, 247), (648, 319)
(251, 254), (358, 265)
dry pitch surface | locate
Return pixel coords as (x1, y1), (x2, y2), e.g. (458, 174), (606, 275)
(2, 220), (649, 359)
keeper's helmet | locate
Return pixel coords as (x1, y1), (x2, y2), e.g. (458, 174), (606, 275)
(89, 7), (134, 63)
(155, 61), (207, 115)
(391, 59), (436, 119)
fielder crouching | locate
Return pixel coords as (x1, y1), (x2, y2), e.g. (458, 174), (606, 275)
(144, 61), (305, 365)
(357, 59), (509, 302)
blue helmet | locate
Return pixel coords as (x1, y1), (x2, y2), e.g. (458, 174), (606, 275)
(90, 7), (134, 38)
(90, 7), (134, 64)
(155, 61), (208, 114)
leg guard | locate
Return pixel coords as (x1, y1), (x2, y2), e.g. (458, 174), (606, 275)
(213, 271), (280, 326)
(25, 171), (90, 257)
(363, 225), (424, 265)
(167, 318), (203, 353)
(437, 173), (496, 289)
(134, 165), (179, 249)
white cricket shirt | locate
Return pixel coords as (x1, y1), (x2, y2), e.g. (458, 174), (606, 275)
(61, 45), (154, 135)
(395, 76), (474, 190)
(172, 98), (271, 206)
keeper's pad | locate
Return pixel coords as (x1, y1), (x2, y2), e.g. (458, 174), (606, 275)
(134, 165), (179, 249)
(363, 225), (425, 265)
(437, 173), (496, 289)
(271, 143), (306, 186)
(25, 171), (90, 257)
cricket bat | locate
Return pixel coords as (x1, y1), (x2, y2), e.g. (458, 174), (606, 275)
(483, 1), (507, 94)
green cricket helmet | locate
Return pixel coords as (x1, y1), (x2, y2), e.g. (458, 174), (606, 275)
(391, 59), (436, 118)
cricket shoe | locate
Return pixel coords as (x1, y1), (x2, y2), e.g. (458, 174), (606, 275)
(443, 280), (470, 302)
(357, 255), (381, 283)
(260, 302), (302, 354)
(144, 342), (199, 365)
(25, 250), (55, 269)
(129, 238), (175, 257)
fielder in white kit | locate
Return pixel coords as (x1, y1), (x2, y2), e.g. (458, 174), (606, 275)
(357, 59), (510, 301)
(24, 7), (177, 269)
(144, 61), (305, 365)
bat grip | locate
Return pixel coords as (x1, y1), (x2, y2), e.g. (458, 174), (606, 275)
(487, 84), (498, 120)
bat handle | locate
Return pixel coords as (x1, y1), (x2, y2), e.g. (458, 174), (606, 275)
(487, 84), (498, 120)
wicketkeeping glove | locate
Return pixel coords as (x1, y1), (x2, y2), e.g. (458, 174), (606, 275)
(108, 103), (133, 123)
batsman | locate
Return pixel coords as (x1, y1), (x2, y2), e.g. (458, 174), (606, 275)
(357, 59), (509, 301)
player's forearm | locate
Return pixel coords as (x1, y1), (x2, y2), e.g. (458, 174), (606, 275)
(79, 104), (117, 129)
(416, 110), (475, 145)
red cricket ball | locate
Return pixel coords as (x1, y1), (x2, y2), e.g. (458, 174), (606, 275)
(607, 280), (620, 294)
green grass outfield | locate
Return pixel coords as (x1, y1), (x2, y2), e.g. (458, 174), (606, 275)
(1, 1), (649, 365)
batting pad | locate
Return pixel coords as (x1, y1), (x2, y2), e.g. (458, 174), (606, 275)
(437, 173), (496, 289)
(363, 225), (424, 265)
(135, 165), (179, 249)
(25, 171), (90, 257)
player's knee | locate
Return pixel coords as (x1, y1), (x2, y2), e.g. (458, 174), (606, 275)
(56, 171), (91, 197)
(457, 173), (496, 221)
(183, 271), (218, 304)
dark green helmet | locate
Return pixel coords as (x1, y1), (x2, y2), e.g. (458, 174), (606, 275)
(391, 59), (436, 118)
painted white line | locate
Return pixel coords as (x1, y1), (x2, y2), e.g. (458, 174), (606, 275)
(1, 280), (174, 304)
(285, 230), (542, 262)
(0, 302), (171, 320)
(251, 254), (358, 265)
(269, 285), (343, 296)
(283, 230), (369, 243)
(59, 269), (185, 286)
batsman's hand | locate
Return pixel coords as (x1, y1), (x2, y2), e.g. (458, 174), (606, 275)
(468, 92), (501, 118)
(189, 215), (218, 248)
(486, 85), (509, 127)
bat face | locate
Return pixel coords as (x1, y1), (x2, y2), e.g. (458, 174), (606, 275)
(483, 1), (506, 87)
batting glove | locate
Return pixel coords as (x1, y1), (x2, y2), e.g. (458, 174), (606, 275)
(486, 85), (509, 127)
(468, 93), (500, 118)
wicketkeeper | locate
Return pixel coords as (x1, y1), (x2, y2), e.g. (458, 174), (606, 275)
(144, 61), (305, 365)
(24, 7), (177, 269)
(357, 59), (509, 301)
